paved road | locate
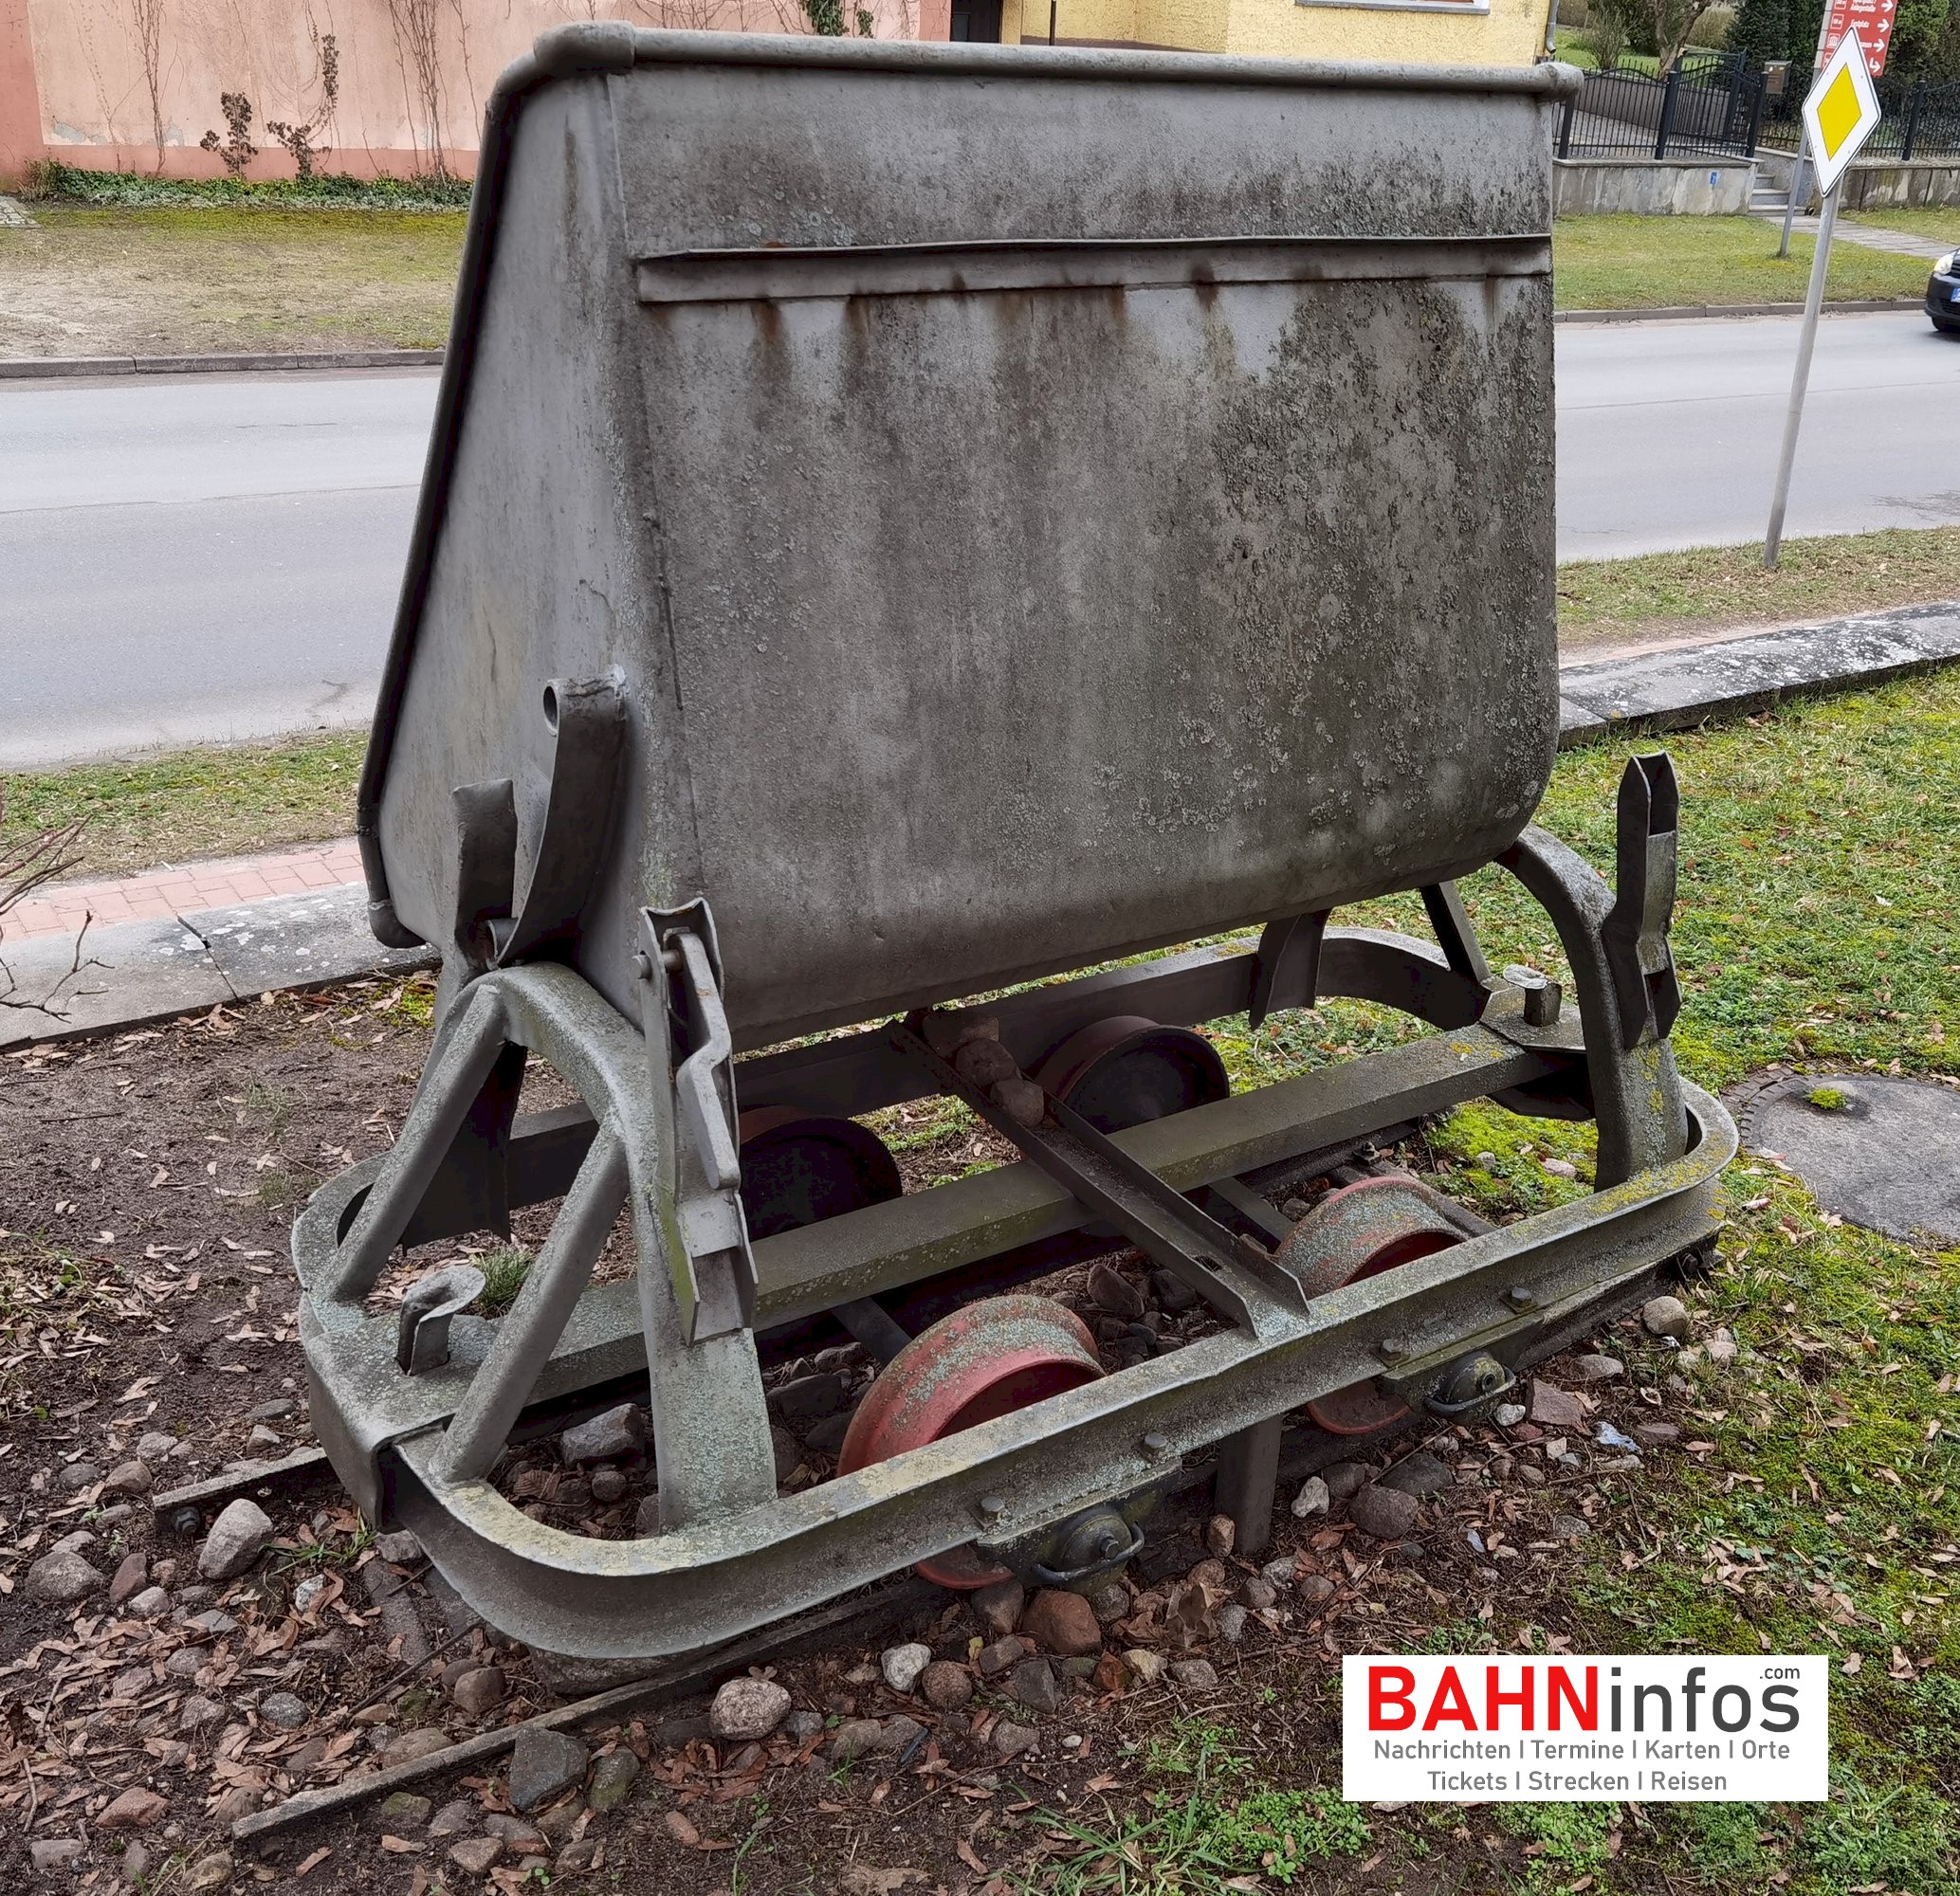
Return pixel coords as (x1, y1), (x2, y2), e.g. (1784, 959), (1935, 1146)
(1558, 308), (1960, 561)
(0, 372), (431, 768)
(5, 307), (1959, 765)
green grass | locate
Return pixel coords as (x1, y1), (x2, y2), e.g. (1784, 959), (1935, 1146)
(0, 731), (363, 882)
(21, 157), (470, 213)
(1555, 526), (1960, 652)
(1837, 205), (1958, 245)
(1554, 213), (1927, 310)
(0, 205), (466, 357)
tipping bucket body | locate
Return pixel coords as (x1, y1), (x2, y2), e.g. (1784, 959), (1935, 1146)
(365, 32), (1569, 1047)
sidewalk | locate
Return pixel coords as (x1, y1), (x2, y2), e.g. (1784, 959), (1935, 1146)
(1759, 211), (1948, 263)
(5, 599), (1959, 1050)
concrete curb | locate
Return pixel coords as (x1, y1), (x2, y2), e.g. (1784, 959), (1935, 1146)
(6, 604), (1958, 1051)
(0, 348), (443, 380)
(1555, 297), (1923, 325)
(1557, 599), (1960, 743)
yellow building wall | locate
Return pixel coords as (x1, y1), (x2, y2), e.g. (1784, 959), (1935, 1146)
(1021, 0), (1546, 64)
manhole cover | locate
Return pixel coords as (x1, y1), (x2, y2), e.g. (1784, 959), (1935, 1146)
(1739, 1074), (1960, 1243)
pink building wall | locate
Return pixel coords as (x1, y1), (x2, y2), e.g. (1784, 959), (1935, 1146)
(0, 0), (923, 186)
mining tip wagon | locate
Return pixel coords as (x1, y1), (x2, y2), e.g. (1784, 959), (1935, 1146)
(292, 27), (1732, 1659)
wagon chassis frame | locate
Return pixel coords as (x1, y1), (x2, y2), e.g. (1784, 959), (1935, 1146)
(295, 768), (1733, 1661)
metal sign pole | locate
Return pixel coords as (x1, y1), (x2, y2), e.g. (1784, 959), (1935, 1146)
(1764, 178), (1840, 569)
(1777, 129), (1806, 259)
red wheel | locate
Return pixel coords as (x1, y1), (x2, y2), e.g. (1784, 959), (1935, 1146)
(837, 1294), (1104, 1588)
(1035, 1016), (1229, 1134)
(1276, 1176), (1463, 1435)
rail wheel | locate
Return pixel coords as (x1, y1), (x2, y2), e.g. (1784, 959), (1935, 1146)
(737, 1107), (903, 1239)
(1035, 1015), (1229, 1133)
(837, 1293), (1105, 1588)
(1275, 1175), (1464, 1435)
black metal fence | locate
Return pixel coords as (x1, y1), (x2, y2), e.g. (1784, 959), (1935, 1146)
(1760, 64), (1960, 160)
(1556, 53), (1767, 161)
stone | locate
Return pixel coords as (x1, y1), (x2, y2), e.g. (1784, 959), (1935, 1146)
(165, 1648), (206, 1680)
(58, 1462), (103, 1491)
(259, 1692), (308, 1731)
(1239, 1577), (1277, 1611)
(555, 1841), (600, 1875)
(1167, 1660), (1218, 1689)
(483, 1814), (548, 1851)
(634, 1495), (663, 1538)
(112, 1665), (153, 1701)
(507, 1726), (590, 1812)
(1552, 1514), (1591, 1542)
(244, 1425), (284, 1456)
(1297, 1574), (1336, 1603)
(1377, 1451), (1453, 1497)
(29, 1839), (84, 1871)
(589, 1468), (629, 1505)
(990, 1077), (1047, 1127)
(767, 1373), (848, 1426)
(1122, 1649), (1165, 1684)
(122, 1841), (154, 1881)
(1632, 1420), (1682, 1447)
(450, 1667), (506, 1716)
(292, 1575), (326, 1613)
(197, 1501), (273, 1582)
(1573, 1354), (1624, 1383)
(177, 1695), (226, 1733)
(1320, 1461), (1370, 1503)
(1086, 1262), (1145, 1319)
(1088, 1580), (1130, 1623)
(1203, 1514), (1236, 1559)
(103, 1461), (153, 1498)
(381, 1728), (454, 1768)
(707, 1676), (791, 1742)
(1259, 1557), (1297, 1589)
(1492, 1402), (1528, 1429)
(560, 1404), (646, 1465)
(96, 1787), (168, 1831)
(991, 1721), (1038, 1759)
(586, 1748), (640, 1813)
(873, 1714), (926, 1758)
(1642, 1295), (1693, 1340)
(249, 1398), (295, 1422)
(378, 1792), (433, 1829)
(972, 1579), (1025, 1638)
(977, 1636), (1029, 1676)
(783, 1709), (825, 1742)
(1007, 1655), (1060, 1714)
(184, 1851), (233, 1892)
(27, 1549), (103, 1604)
(918, 1661), (973, 1710)
(1595, 1421), (1640, 1452)
(1527, 1380), (1589, 1430)
(880, 1643), (932, 1694)
(1151, 1268), (1200, 1313)
(283, 1738), (331, 1776)
(803, 1413), (852, 1457)
(1542, 1157), (1578, 1178)
(185, 1609), (239, 1637)
(429, 1800), (476, 1837)
(1347, 1484), (1420, 1541)
(1020, 1589), (1103, 1657)
(1290, 1476), (1330, 1519)
(374, 1530), (422, 1565)
(828, 1718), (885, 1763)
(210, 1786), (258, 1828)
(1216, 1604), (1248, 1644)
(109, 1552), (149, 1607)
(448, 1837), (504, 1875)
(1707, 1328), (1738, 1363)
(136, 1432), (178, 1464)
(123, 1587), (169, 1620)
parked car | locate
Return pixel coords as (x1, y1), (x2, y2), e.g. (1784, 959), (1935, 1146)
(1929, 252), (1960, 333)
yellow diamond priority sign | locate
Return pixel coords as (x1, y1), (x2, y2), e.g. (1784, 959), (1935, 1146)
(1803, 28), (1881, 198)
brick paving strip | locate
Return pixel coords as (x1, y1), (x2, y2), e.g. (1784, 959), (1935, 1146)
(2, 837), (362, 940)
(3, 602), (1958, 1051)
